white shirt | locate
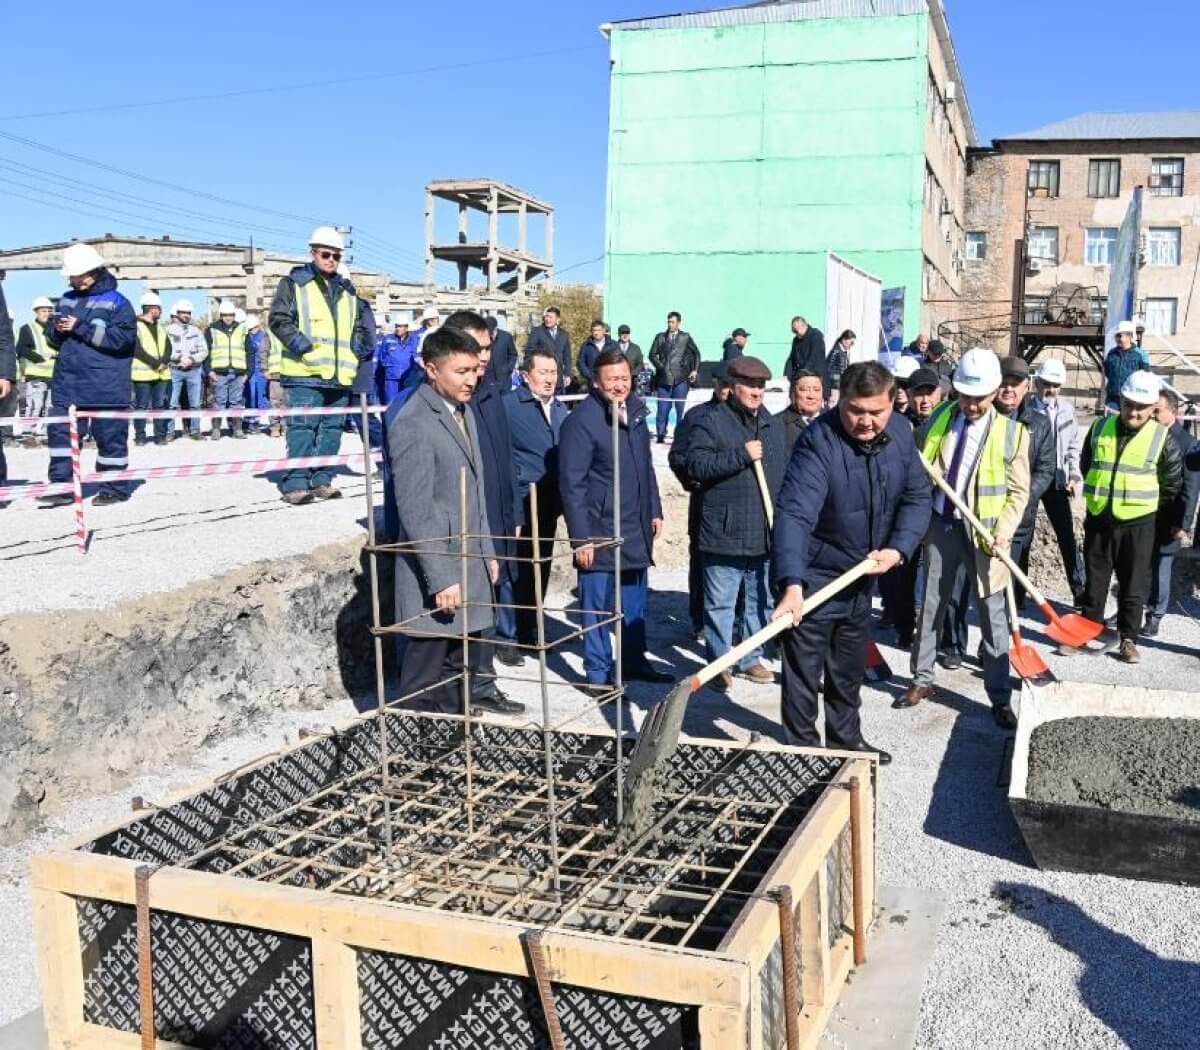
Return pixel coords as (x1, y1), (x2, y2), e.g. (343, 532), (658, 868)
(933, 410), (990, 518)
(536, 393), (554, 425)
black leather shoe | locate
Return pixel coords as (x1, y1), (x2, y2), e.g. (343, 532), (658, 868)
(473, 693), (526, 715)
(842, 740), (892, 766)
(938, 652), (964, 670)
(1142, 614), (1161, 638)
(92, 492), (128, 507)
(495, 644), (525, 667)
(37, 493), (75, 509)
(992, 704), (1019, 730)
(577, 682), (613, 698)
(624, 665), (674, 684)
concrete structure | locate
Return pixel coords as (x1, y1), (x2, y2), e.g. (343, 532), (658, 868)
(601, 0), (976, 372)
(964, 112), (1200, 366)
(425, 178), (553, 293)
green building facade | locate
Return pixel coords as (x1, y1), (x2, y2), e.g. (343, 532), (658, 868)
(603, 0), (974, 373)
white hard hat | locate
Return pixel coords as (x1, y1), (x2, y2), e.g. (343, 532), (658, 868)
(308, 225), (344, 250)
(139, 291), (162, 309)
(893, 356), (920, 380)
(1120, 370), (1161, 406)
(245, 312), (261, 328)
(953, 348), (1002, 397)
(234, 308), (246, 325)
(173, 298), (195, 314)
(218, 299), (236, 315)
(388, 313), (408, 327)
(421, 306), (439, 322)
(1035, 358), (1067, 385)
(1116, 320), (1137, 336)
(31, 296), (54, 311)
(61, 242), (107, 278)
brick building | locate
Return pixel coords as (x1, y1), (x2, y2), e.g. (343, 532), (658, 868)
(963, 111), (1200, 376)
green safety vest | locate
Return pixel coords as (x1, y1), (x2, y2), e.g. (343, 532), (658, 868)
(267, 331), (283, 375)
(208, 323), (248, 372)
(23, 321), (56, 380)
(282, 280), (357, 387)
(132, 321), (170, 383)
(1083, 417), (1167, 521)
(922, 402), (1022, 546)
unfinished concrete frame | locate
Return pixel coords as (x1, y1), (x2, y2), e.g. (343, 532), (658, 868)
(424, 179), (554, 294)
(31, 399), (877, 1049)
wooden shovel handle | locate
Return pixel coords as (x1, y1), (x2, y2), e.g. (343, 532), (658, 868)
(917, 454), (1050, 607)
(754, 460), (775, 530)
(694, 558), (879, 688)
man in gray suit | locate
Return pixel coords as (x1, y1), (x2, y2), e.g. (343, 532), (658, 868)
(388, 325), (516, 715)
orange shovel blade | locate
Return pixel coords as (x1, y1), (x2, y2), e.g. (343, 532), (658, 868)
(1039, 603), (1104, 647)
(1009, 631), (1054, 682)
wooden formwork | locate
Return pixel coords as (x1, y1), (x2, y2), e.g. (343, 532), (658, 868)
(32, 715), (876, 1050)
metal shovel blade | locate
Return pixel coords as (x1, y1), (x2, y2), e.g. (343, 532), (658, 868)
(622, 677), (696, 829)
(1039, 604), (1104, 648)
(1009, 631), (1056, 684)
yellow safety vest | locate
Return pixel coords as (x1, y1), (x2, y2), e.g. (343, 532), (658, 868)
(922, 402), (1022, 546)
(281, 279), (358, 387)
(23, 321), (56, 380)
(208, 323), (248, 372)
(1083, 417), (1167, 521)
(132, 321), (170, 382)
(267, 331), (283, 376)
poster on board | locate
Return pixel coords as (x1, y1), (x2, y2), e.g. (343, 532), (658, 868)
(879, 287), (906, 369)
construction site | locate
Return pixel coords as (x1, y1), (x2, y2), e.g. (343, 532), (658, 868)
(2, 2), (1199, 1050)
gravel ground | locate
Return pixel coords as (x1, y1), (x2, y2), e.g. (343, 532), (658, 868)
(3, 416), (1199, 1045)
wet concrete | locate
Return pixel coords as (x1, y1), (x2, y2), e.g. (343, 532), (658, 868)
(1026, 717), (1200, 822)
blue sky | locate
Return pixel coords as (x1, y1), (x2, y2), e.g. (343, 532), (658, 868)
(1, 0), (1197, 314)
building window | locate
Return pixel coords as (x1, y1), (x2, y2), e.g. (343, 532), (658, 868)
(1085, 227), (1119, 266)
(1147, 227), (1182, 266)
(1087, 159), (1121, 198)
(1143, 298), (1178, 336)
(1027, 160), (1060, 197)
(1028, 225), (1059, 264)
(1150, 158), (1184, 197)
(966, 232), (987, 261)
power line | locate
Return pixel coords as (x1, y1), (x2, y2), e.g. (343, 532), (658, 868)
(0, 44), (604, 122)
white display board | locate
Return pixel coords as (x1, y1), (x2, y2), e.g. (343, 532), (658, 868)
(825, 253), (883, 364)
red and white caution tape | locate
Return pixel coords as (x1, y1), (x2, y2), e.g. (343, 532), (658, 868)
(1, 404), (385, 429)
(69, 406), (86, 554)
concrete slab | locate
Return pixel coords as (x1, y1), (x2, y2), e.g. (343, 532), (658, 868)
(0, 1008), (46, 1050)
(819, 886), (947, 1050)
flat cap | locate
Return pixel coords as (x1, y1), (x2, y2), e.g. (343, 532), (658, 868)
(731, 327), (750, 339)
(908, 367), (941, 391)
(726, 355), (771, 381)
(1000, 355), (1030, 379)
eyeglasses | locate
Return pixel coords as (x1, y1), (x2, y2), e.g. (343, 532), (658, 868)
(314, 249), (342, 261)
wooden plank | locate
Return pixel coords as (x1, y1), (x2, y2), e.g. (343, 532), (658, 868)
(697, 1000), (750, 1050)
(65, 1023), (191, 1050)
(312, 939), (363, 1050)
(798, 873), (825, 1009)
(32, 889), (84, 1050)
(797, 934), (856, 1050)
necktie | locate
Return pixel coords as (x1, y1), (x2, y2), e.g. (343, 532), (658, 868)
(941, 416), (969, 521)
(454, 407), (474, 460)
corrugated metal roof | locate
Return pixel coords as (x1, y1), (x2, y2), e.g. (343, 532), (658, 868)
(605, 0), (926, 32)
(1002, 111), (1200, 142)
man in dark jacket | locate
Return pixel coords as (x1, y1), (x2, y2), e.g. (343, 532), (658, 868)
(648, 310), (700, 443)
(559, 348), (670, 691)
(721, 328), (750, 361)
(484, 317), (518, 389)
(773, 362), (932, 762)
(616, 325), (644, 371)
(1144, 387), (1198, 636)
(0, 278), (14, 497)
(38, 243), (137, 508)
(686, 356), (783, 689)
(1103, 320), (1151, 412)
(781, 370), (824, 458)
(268, 227), (371, 505)
(577, 319), (618, 388)
(525, 306), (572, 392)
(669, 364), (732, 635)
(783, 317), (826, 389)
(502, 347), (569, 662)
(445, 311), (525, 715)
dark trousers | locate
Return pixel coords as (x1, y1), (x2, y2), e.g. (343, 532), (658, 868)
(1148, 537), (1182, 619)
(281, 385), (349, 492)
(687, 495), (703, 633)
(938, 562), (972, 657)
(655, 381), (689, 439)
(398, 634), (474, 714)
(878, 548), (920, 640)
(1015, 486), (1085, 604)
(132, 380), (170, 441)
(1082, 515), (1156, 641)
(514, 485), (561, 645)
(781, 604), (869, 749)
(578, 568), (649, 684)
(469, 630), (501, 700)
(47, 390), (131, 500)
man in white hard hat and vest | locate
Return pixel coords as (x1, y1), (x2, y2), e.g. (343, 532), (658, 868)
(1076, 371), (1183, 663)
(16, 296), (56, 446)
(131, 292), (172, 446)
(898, 348), (1030, 728)
(268, 226), (370, 505)
(38, 243), (137, 507)
(206, 300), (249, 440)
(166, 299), (207, 440)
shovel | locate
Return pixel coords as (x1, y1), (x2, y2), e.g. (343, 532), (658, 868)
(1004, 580), (1056, 685)
(622, 557), (880, 828)
(918, 456), (1103, 648)
(753, 460), (775, 530)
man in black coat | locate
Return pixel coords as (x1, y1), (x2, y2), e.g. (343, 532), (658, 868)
(449, 311), (525, 715)
(781, 370), (824, 458)
(484, 317), (518, 389)
(773, 362), (932, 762)
(685, 357), (784, 690)
(559, 348), (671, 692)
(783, 316), (826, 390)
(525, 306), (572, 392)
(648, 310), (700, 443)
(722, 327), (750, 361)
(577, 319), (619, 389)
(0, 278), (14, 496)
